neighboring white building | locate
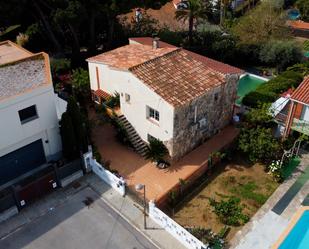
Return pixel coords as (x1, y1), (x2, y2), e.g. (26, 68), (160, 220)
(0, 41), (66, 188)
(87, 37), (243, 159)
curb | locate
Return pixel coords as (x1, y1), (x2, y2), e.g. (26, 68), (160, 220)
(88, 184), (162, 249)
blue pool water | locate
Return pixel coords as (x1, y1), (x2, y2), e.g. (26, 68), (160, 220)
(287, 9), (300, 20)
(279, 211), (309, 249)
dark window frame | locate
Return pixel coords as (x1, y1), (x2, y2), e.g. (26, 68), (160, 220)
(18, 105), (38, 124)
(147, 106), (160, 122)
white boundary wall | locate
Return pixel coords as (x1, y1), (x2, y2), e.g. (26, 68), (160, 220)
(83, 151), (126, 196)
(149, 201), (208, 249)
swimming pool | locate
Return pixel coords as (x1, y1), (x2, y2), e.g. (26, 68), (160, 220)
(276, 209), (309, 249)
(287, 9), (300, 20)
(236, 74), (268, 105)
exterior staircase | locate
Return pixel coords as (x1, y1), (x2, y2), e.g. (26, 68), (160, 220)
(117, 115), (149, 157)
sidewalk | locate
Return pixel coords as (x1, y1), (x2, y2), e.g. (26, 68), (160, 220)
(0, 173), (186, 249)
(84, 174), (187, 249)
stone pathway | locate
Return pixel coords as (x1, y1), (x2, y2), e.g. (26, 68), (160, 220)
(230, 153), (309, 249)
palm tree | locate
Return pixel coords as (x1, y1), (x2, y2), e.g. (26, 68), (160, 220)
(175, 0), (209, 45)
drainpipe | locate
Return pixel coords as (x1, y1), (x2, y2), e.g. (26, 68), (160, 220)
(283, 101), (295, 139)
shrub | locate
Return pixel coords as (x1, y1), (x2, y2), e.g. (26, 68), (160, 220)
(242, 91), (277, 108)
(66, 97), (88, 153)
(145, 138), (169, 162)
(110, 118), (131, 146)
(288, 61), (309, 76)
(104, 92), (120, 108)
(304, 40), (309, 51)
(50, 58), (71, 76)
(296, 0), (309, 22)
(209, 197), (249, 226)
(238, 126), (282, 163)
(244, 104), (274, 127)
(242, 70), (303, 108)
(71, 68), (90, 97)
(59, 112), (78, 159)
(259, 40), (303, 72)
(187, 227), (225, 247)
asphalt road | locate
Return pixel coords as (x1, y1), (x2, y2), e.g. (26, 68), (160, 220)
(0, 187), (157, 249)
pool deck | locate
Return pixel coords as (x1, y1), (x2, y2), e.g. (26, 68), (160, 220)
(230, 152), (309, 249)
(271, 206), (309, 249)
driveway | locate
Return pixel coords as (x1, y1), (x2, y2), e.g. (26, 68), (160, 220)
(0, 187), (157, 249)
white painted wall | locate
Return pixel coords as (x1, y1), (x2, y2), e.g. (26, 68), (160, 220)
(301, 105), (309, 122)
(0, 85), (62, 160)
(88, 62), (125, 94)
(84, 151), (126, 196)
(120, 74), (174, 143)
(88, 62), (174, 144)
(149, 201), (207, 249)
(54, 94), (67, 120)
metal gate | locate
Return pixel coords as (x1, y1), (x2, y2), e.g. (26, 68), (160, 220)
(15, 167), (57, 208)
(0, 140), (46, 186)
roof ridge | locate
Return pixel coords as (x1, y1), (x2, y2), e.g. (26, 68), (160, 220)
(129, 48), (181, 71)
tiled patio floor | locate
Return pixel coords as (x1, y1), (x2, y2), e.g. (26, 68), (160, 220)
(91, 117), (238, 204)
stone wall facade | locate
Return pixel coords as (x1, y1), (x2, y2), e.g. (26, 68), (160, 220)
(170, 74), (239, 159)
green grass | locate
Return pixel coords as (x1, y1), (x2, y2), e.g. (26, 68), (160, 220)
(230, 181), (268, 205)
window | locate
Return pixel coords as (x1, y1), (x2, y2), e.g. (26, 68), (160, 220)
(147, 106), (159, 122)
(18, 105), (38, 124)
(214, 93), (219, 101)
(125, 93), (131, 103)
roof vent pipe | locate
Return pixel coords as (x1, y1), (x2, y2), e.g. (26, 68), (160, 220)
(153, 37), (160, 49)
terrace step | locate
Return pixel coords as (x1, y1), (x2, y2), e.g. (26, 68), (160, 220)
(117, 115), (148, 157)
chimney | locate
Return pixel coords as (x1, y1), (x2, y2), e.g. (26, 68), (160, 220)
(152, 37), (160, 49)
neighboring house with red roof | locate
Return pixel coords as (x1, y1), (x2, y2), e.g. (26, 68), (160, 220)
(274, 77), (309, 138)
(86, 38), (243, 159)
(0, 41), (66, 188)
(287, 20), (309, 38)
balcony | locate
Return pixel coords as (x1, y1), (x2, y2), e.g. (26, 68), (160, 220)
(291, 118), (309, 136)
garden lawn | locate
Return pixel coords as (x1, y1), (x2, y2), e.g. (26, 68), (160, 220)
(173, 157), (279, 242)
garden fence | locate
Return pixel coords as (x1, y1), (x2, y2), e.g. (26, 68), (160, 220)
(83, 151), (126, 196)
(149, 200), (208, 249)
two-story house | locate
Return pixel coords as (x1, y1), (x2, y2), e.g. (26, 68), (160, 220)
(0, 41), (65, 188)
(87, 37), (243, 159)
(279, 77), (309, 138)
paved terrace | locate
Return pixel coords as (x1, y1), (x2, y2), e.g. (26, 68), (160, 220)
(91, 119), (239, 205)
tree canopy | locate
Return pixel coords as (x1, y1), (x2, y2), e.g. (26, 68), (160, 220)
(231, 0), (289, 44)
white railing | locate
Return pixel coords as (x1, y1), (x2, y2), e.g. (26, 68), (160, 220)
(149, 201), (208, 249)
(83, 151), (126, 196)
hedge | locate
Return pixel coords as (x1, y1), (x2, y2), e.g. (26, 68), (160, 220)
(242, 71), (303, 108)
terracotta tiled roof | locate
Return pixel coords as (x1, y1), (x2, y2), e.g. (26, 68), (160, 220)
(86, 44), (177, 70)
(129, 37), (244, 75)
(291, 77), (309, 105)
(130, 49), (225, 107)
(288, 20), (309, 30)
(94, 89), (111, 99)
